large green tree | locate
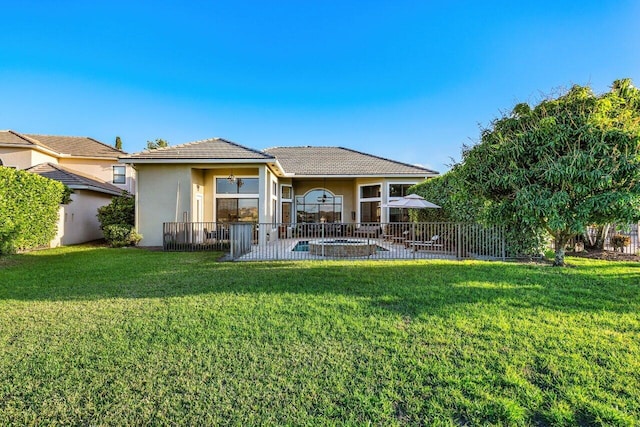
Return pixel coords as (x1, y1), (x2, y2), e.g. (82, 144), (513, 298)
(409, 170), (481, 223)
(460, 79), (640, 266)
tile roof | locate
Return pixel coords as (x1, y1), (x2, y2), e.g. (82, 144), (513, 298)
(26, 163), (124, 196)
(263, 146), (438, 176)
(121, 138), (275, 160)
(0, 130), (124, 158)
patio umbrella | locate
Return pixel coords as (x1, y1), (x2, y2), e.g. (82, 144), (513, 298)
(382, 193), (441, 209)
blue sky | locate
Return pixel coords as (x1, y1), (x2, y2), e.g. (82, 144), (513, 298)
(2, 1), (639, 172)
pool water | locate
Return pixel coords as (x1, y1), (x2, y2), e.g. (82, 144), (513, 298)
(292, 240), (388, 252)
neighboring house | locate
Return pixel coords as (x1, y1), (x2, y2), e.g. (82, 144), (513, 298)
(120, 137), (438, 247)
(0, 130), (134, 246)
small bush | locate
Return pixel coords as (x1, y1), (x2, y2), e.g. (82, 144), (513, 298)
(103, 224), (142, 248)
(97, 192), (135, 229)
(610, 234), (631, 252)
(97, 192), (140, 247)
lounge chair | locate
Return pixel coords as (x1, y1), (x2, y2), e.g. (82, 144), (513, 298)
(409, 235), (443, 251)
(354, 224), (381, 238)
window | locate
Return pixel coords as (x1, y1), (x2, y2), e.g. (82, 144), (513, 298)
(389, 208), (410, 223)
(360, 185), (380, 198)
(359, 184), (381, 223)
(216, 199), (259, 223)
(216, 177), (259, 194)
(360, 201), (380, 222)
(281, 185), (292, 200)
(113, 166), (126, 184)
(296, 189), (342, 223)
(215, 176), (259, 223)
(282, 202), (292, 224)
(281, 185), (293, 224)
(389, 184), (413, 198)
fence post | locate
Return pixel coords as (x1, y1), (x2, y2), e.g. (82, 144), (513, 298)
(501, 225), (506, 260)
(456, 223), (462, 260)
(230, 224), (235, 259)
(412, 222), (416, 260)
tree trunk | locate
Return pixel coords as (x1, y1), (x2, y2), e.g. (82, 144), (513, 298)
(553, 235), (568, 267)
(594, 224), (610, 250)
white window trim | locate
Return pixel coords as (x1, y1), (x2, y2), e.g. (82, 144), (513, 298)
(280, 184), (293, 223)
(214, 175), (259, 199)
(357, 182), (382, 223)
(386, 182), (418, 204)
(213, 175), (260, 222)
(280, 184), (293, 201)
(295, 188), (344, 224)
(112, 165), (126, 184)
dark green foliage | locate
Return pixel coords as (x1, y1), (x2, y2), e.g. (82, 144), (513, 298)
(97, 192), (138, 247)
(0, 167), (65, 254)
(459, 79), (640, 266)
(146, 138), (169, 150)
(61, 186), (73, 205)
(409, 170), (545, 258)
(115, 136), (123, 150)
(97, 192), (135, 229)
(409, 169), (482, 223)
(102, 224), (142, 247)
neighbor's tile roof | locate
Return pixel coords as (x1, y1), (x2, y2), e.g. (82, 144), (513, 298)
(264, 146), (438, 176)
(122, 138), (275, 160)
(26, 163), (124, 196)
(0, 130), (124, 158)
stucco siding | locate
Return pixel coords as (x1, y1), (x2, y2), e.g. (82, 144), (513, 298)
(136, 164), (193, 246)
(51, 190), (113, 246)
(0, 147), (57, 169)
(60, 158), (135, 193)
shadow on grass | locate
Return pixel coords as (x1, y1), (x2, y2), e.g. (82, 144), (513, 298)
(1, 247), (638, 316)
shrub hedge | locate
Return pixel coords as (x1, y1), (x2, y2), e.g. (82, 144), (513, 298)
(97, 192), (140, 247)
(0, 167), (66, 254)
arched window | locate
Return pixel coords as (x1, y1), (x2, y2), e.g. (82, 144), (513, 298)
(295, 189), (343, 223)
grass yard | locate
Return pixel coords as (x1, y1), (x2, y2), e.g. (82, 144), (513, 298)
(0, 246), (639, 426)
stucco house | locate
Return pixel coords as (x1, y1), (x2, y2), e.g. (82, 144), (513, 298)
(120, 137), (438, 247)
(0, 130), (134, 246)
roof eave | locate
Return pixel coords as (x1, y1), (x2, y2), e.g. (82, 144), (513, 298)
(67, 184), (122, 196)
(284, 173), (438, 179)
(118, 157), (275, 164)
(0, 142), (61, 158)
(0, 143), (120, 160)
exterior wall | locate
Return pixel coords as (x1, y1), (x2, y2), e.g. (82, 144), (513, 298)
(0, 147), (57, 169)
(136, 164), (194, 246)
(60, 158), (135, 193)
(51, 190), (113, 246)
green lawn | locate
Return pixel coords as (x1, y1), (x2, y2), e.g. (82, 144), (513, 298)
(0, 246), (639, 426)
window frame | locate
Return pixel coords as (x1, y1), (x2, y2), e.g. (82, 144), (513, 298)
(214, 175), (260, 223)
(358, 183), (382, 223)
(112, 165), (126, 184)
